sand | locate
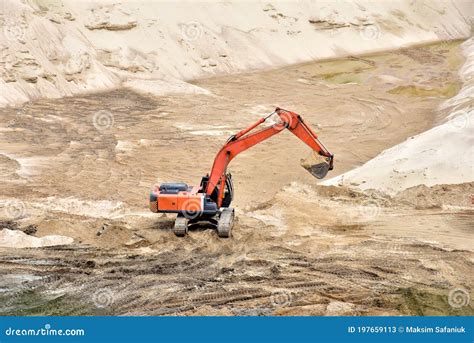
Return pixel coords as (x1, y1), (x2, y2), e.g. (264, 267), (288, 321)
(0, 42), (472, 316)
(323, 38), (474, 195)
(0, 228), (73, 248)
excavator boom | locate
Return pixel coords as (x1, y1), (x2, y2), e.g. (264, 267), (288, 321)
(205, 108), (333, 197)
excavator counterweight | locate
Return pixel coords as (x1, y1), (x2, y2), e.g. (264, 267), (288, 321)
(149, 107), (334, 238)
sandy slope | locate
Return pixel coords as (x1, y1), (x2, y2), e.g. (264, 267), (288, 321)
(1, 0), (472, 107)
(323, 38), (473, 195)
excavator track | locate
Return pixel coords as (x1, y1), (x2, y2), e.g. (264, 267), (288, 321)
(217, 208), (234, 238)
(173, 215), (188, 237)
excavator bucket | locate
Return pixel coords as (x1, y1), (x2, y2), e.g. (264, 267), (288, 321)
(300, 151), (332, 179)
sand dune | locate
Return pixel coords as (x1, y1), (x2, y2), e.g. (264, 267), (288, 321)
(323, 38), (473, 195)
(1, 0), (472, 106)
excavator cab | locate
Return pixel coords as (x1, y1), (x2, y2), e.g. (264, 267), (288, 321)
(200, 172), (234, 208)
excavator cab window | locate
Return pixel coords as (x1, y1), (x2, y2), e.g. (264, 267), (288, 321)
(200, 175), (209, 192)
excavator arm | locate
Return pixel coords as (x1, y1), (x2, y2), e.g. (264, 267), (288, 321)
(205, 108), (334, 205)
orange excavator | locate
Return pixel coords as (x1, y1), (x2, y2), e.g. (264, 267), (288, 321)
(149, 108), (334, 237)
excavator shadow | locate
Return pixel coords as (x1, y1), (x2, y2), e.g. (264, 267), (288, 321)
(187, 218), (218, 233)
(151, 216), (221, 235)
